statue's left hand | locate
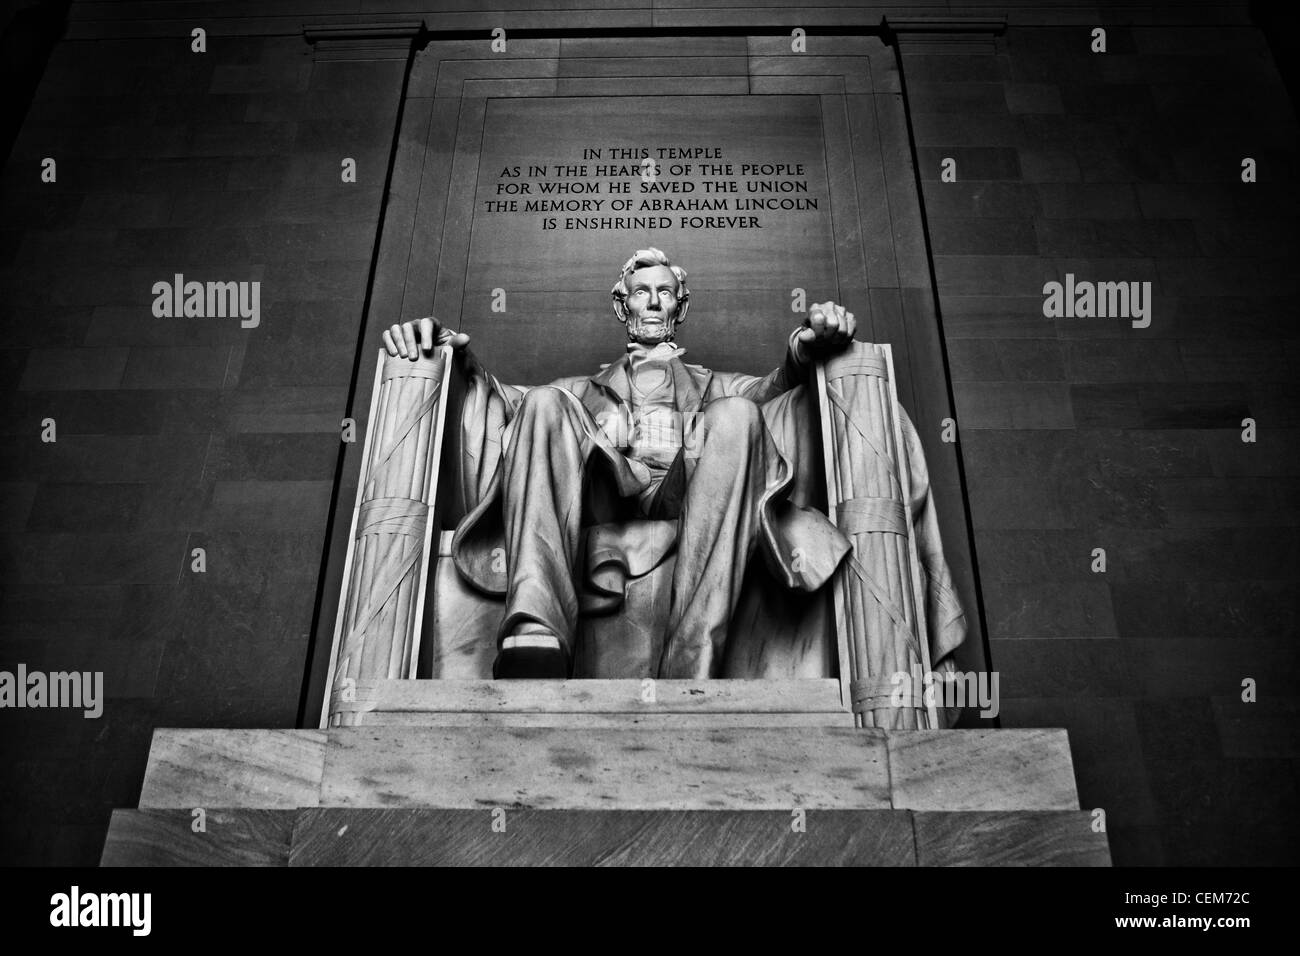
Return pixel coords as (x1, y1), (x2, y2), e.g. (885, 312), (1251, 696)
(797, 301), (856, 353)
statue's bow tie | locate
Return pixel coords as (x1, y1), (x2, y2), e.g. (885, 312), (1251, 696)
(626, 341), (686, 365)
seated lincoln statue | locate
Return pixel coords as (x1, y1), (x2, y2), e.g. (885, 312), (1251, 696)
(382, 248), (964, 689)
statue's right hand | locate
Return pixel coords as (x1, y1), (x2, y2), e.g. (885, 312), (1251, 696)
(382, 317), (471, 359)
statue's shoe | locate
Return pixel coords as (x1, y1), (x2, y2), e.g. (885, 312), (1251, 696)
(494, 626), (570, 679)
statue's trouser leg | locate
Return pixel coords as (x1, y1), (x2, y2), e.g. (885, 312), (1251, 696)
(499, 386), (598, 657)
(658, 396), (768, 678)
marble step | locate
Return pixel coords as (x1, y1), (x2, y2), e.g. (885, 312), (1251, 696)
(102, 808), (1111, 867)
(135, 726), (1081, 812)
(332, 678), (853, 726)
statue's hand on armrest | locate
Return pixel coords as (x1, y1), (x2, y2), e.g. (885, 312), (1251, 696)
(382, 316), (471, 360)
(793, 301), (857, 364)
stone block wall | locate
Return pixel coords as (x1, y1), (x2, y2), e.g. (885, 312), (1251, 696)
(903, 20), (1297, 864)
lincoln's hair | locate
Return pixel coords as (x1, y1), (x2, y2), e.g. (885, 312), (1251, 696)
(610, 247), (690, 324)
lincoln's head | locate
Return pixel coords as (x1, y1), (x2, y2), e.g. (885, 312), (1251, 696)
(610, 247), (691, 345)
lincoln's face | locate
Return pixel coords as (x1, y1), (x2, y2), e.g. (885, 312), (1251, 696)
(623, 264), (682, 345)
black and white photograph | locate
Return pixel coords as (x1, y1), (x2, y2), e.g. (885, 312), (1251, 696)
(0, 0), (1294, 928)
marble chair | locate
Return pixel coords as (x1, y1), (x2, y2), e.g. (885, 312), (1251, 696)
(325, 341), (951, 730)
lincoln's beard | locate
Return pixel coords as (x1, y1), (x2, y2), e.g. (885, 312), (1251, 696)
(625, 312), (677, 345)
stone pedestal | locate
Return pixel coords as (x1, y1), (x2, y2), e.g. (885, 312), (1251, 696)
(102, 682), (1109, 866)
